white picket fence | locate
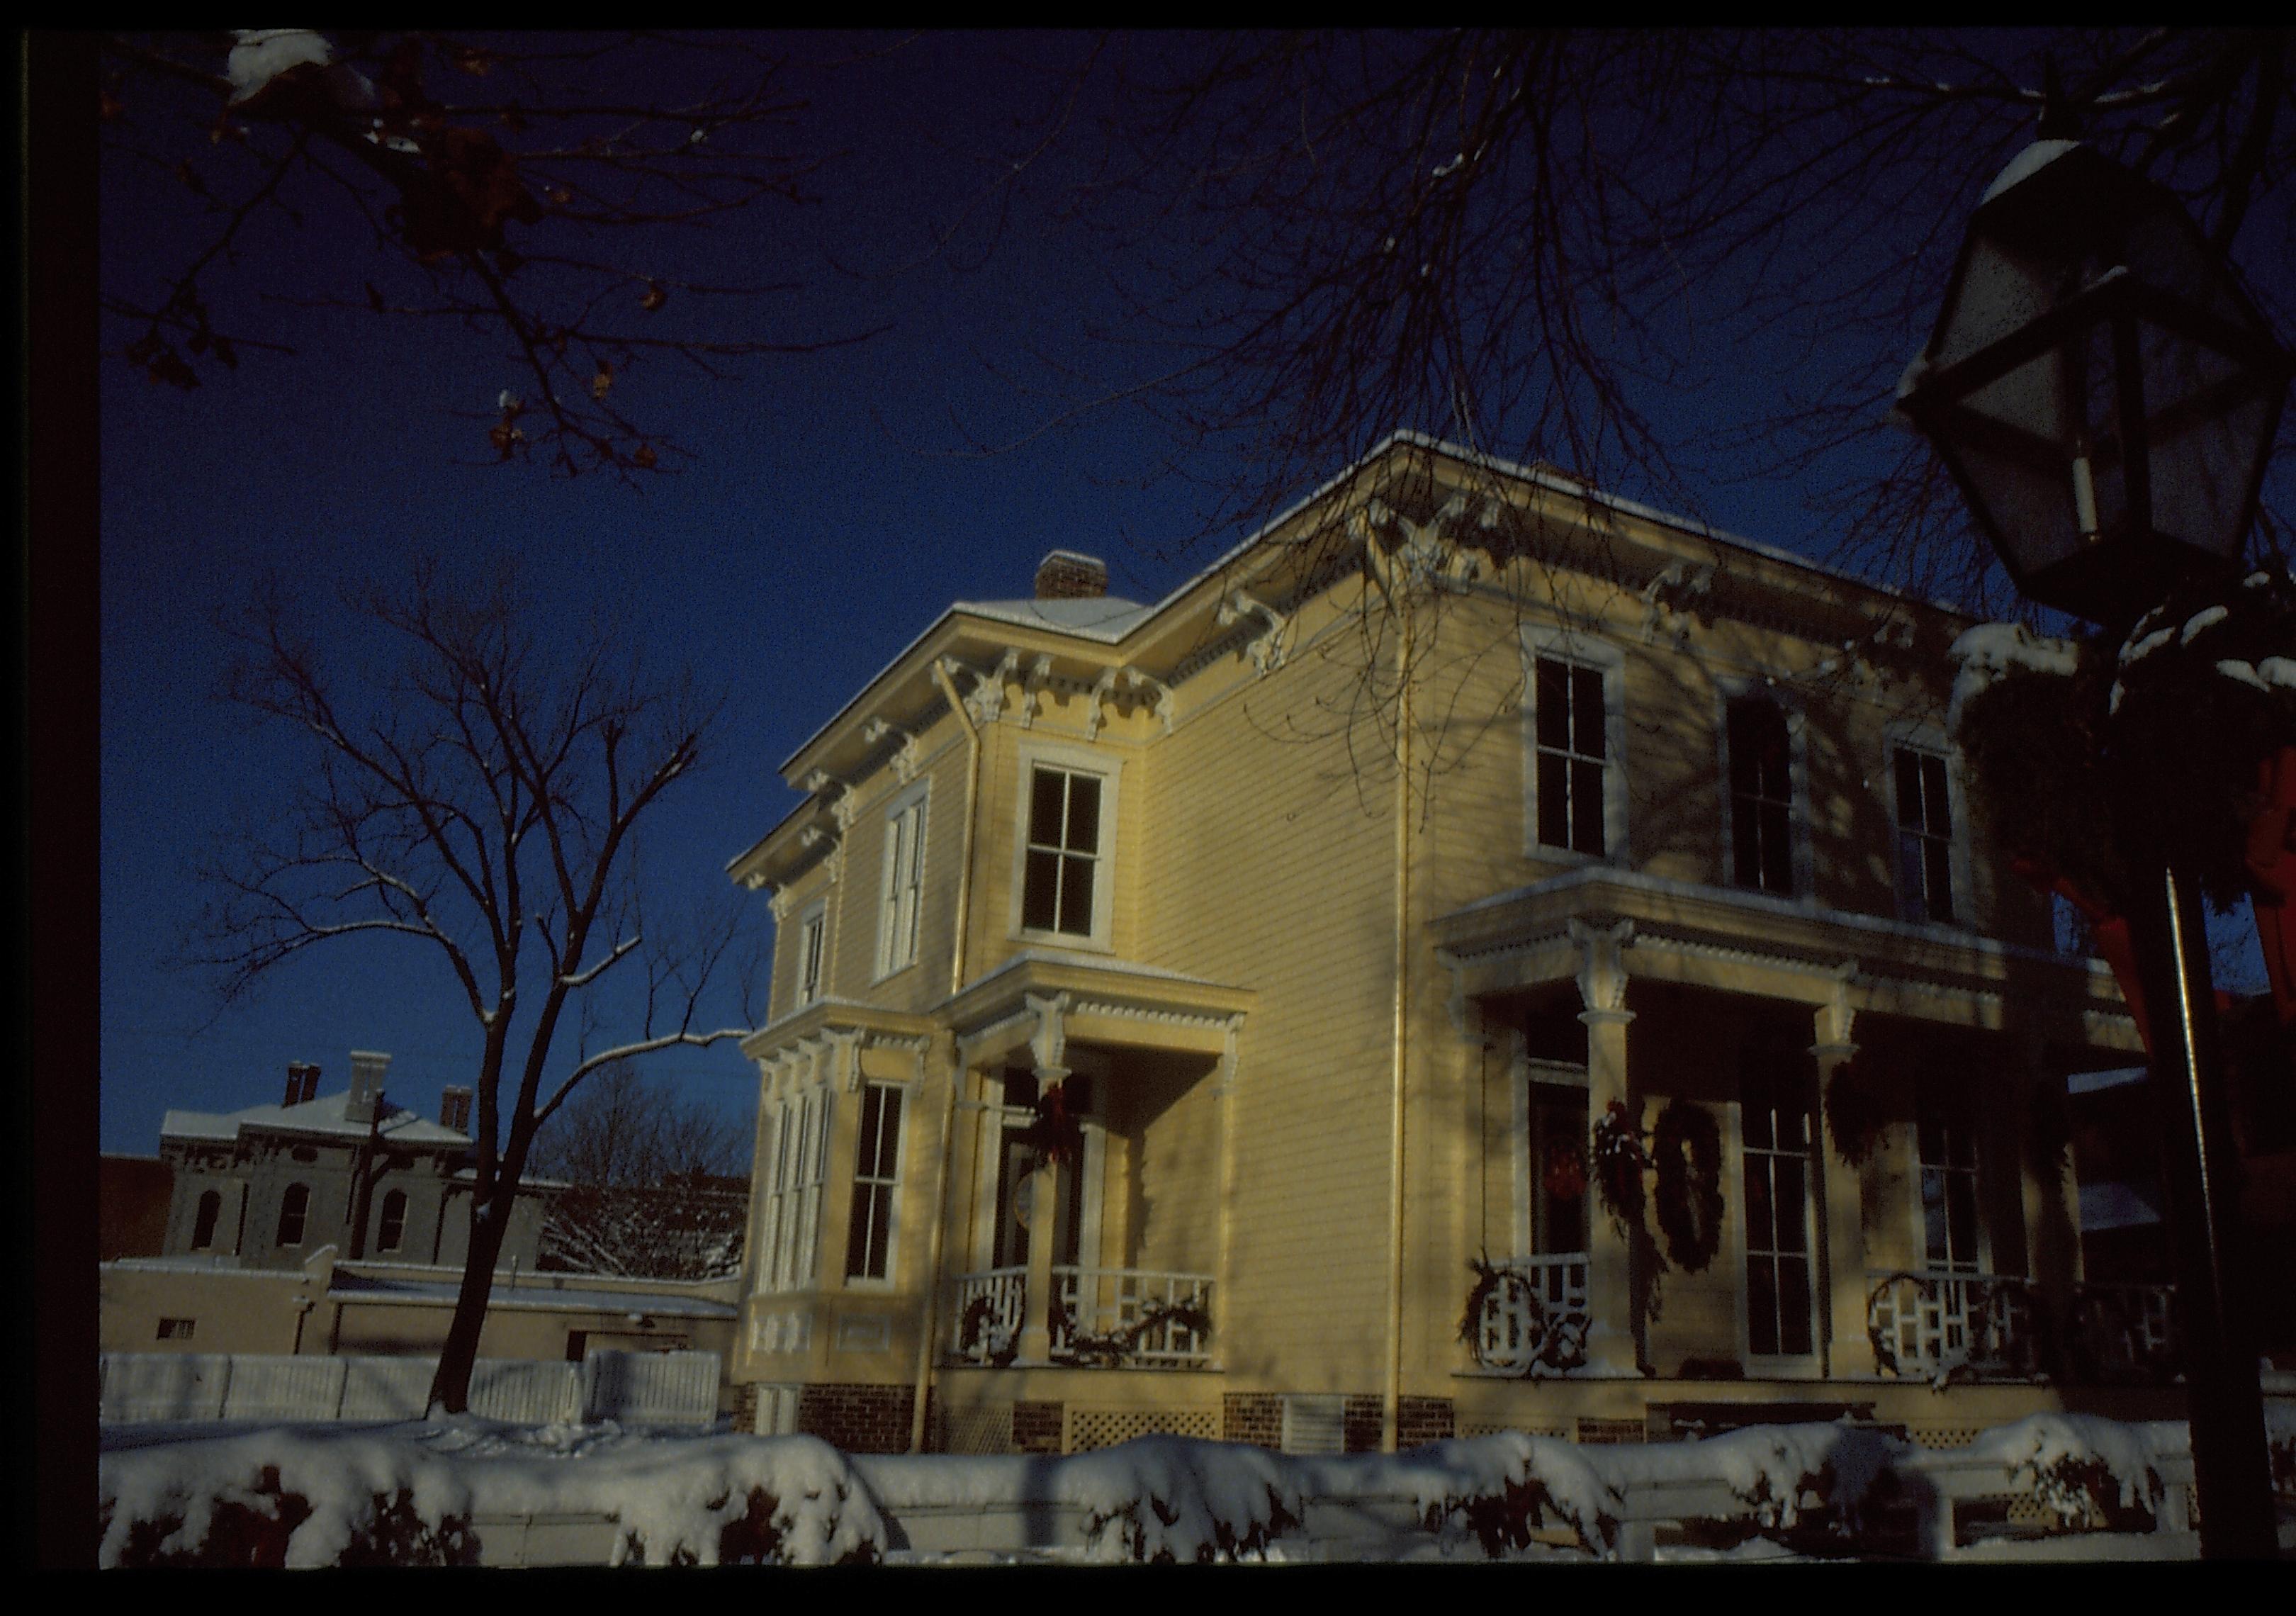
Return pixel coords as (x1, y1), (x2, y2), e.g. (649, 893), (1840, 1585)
(99, 1350), (721, 1429)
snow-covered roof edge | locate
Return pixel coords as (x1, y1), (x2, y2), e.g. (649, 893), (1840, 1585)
(760, 431), (1968, 795)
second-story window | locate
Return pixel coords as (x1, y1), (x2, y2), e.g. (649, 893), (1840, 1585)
(1726, 695), (1796, 896)
(190, 1189), (221, 1250)
(1894, 747), (1955, 924)
(875, 789), (927, 978)
(1022, 765), (1103, 936)
(797, 902), (828, 1005)
(1532, 655), (1609, 857)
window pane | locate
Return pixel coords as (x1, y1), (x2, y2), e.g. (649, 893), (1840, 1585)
(1733, 810), (1762, 887)
(1895, 748), (1925, 831)
(1029, 768), (1065, 847)
(1779, 1258), (1813, 1354)
(1023, 849), (1061, 930)
(1727, 700), (1764, 795)
(1924, 838), (1954, 921)
(1058, 852), (1094, 933)
(1922, 755), (1951, 834)
(1745, 1162), (1774, 1247)
(1064, 775), (1101, 855)
(1947, 1172), (1979, 1264)
(1748, 1259), (1779, 1356)
(1774, 1157), (1806, 1250)
(1922, 1169), (1950, 1266)
(1537, 753), (1569, 848)
(1760, 803), (1794, 892)
(1570, 760), (1605, 855)
(1572, 666), (1606, 761)
(1536, 658), (1570, 751)
(877, 1087), (903, 1179)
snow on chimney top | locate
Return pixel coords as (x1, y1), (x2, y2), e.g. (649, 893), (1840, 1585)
(347, 1050), (390, 1125)
(1034, 550), (1108, 600)
(439, 1086), (472, 1133)
(283, 1062), (320, 1106)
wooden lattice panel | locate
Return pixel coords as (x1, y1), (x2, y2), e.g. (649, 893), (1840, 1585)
(1904, 1425), (1986, 1449)
(1066, 1406), (1219, 1454)
(939, 1404), (1015, 1456)
(1456, 1419), (1572, 1441)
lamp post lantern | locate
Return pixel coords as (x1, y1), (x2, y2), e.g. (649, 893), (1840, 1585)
(1901, 135), (2289, 1560)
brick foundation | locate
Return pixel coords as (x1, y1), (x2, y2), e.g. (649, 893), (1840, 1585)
(795, 1382), (915, 1454)
(1342, 1395), (1385, 1454)
(730, 1382), (760, 1436)
(1397, 1396), (1456, 1449)
(1011, 1400), (1063, 1455)
(1222, 1392), (1284, 1449)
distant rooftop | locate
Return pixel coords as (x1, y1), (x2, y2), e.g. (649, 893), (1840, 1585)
(162, 1089), (471, 1149)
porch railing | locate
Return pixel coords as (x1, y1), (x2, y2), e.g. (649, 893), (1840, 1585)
(950, 1266), (1215, 1368)
(2064, 1281), (2180, 1385)
(1867, 1270), (2040, 1381)
(1465, 1252), (1590, 1375)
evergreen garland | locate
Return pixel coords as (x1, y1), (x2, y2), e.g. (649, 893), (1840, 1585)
(1590, 1099), (1650, 1233)
(1651, 1100), (1724, 1272)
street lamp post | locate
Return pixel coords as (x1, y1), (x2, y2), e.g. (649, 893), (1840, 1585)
(1898, 134), (2290, 1559)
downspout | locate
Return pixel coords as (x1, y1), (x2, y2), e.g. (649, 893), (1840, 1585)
(911, 658), (984, 1452)
(1384, 563), (1413, 1454)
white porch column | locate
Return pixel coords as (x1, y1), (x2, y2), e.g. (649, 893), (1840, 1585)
(1812, 963), (1872, 1376)
(1572, 919), (1639, 1376)
(1015, 993), (1070, 1366)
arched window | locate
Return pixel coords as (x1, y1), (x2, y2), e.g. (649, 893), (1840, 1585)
(276, 1182), (310, 1248)
(190, 1190), (221, 1250)
(376, 1189), (407, 1253)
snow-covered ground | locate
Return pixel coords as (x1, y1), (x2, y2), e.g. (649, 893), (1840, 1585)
(98, 1408), (2295, 1566)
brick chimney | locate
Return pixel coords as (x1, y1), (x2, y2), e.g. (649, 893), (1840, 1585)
(1034, 550), (1108, 600)
(283, 1061), (320, 1106)
(347, 1050), (390, 1125)
(439, 1085), (473, 1134)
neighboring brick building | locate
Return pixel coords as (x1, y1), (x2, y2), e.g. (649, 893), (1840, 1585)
(723, 432), (2195, 1459)
(155, 1050), (546, 1271)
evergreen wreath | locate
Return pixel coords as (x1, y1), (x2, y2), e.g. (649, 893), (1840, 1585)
(1590, 1099), (1650, 1231)
(1650, 1100), (1724, 1272)
(1821, 1053), (1892, 1168)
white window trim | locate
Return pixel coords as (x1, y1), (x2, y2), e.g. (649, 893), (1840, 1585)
(794, 899), (829, 1007)
(757, 1081), (835, 1294)
(842, 1079), (908, 1289)
(1008, 741), (1123, 952)
(1713, 679), (1815, 904)
(1521, 625), (1630, 866)
(873, 780), (930, 982)
(1883, 724), (1976, 932)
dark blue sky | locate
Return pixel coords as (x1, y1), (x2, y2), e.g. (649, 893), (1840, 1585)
(98, 31), (2270, 1158)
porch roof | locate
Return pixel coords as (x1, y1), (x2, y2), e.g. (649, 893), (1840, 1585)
(945, 949), (1254, 1067)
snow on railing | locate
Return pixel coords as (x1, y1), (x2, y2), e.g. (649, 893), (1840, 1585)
(1465, 1253), (1591, 1375)
(951, 1268), (1025, 1364)
(950, 1267), (1215, 1368)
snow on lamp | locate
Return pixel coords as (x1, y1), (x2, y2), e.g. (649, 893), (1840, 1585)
(1897, 140), (2292, 624)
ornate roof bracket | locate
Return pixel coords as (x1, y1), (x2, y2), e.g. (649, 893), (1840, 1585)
(1568, 916), (1636, 1019)
(1025, 990), (1071, 1083)
(1122, 667), (1176, 735)
(1084, 666), (1122, 741)
(862, 717), (923, 783)
(1020, 653), (1054, 729)
(1215, 590), (1290, 675)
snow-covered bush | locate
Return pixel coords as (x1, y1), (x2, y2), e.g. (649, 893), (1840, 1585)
(1967, 1413), (2179, 1530)
(1059, 1438), (1305, 1562)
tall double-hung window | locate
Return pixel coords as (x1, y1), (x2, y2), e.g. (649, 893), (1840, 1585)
(1725, 694), (1797, 895)
(1013, 748), (1119, 946)
(874, 787), (927, 978)
(757, 1087), (833, 1292)
(843, 1082), (904, 1281)
(795, 901), (828, 1006)
(1740, 1027), (1817, 1359)
(1918, 1079), (1983, 1276)
(1521, 629), (1624, 861)
(1893, 747), (1956, 924)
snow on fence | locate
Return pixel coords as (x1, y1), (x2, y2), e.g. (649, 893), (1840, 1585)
(96, 1410), (2295, 1566)
(100, 1351), (721, 1429)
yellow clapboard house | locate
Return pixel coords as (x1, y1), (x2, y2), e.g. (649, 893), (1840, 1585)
(724, 432), (2161, 1457)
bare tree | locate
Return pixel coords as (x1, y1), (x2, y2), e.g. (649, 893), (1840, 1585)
(190, 561), (758, 1412)
(527, 1057), (745, 1186)
(951, 30), (2293, 605)
(101, 28), (886, 478)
